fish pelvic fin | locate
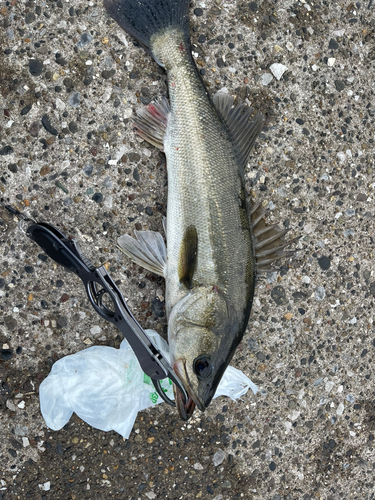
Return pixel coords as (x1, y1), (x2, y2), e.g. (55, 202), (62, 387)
(213, 91), (264, 172)
(178, 225), (198, 289)
(117, 230), (167, 277)
(104, 0), (190, 66)
(133, 97), (170, 150)
(250, 201), (300, 273)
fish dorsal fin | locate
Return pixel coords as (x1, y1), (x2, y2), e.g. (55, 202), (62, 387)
(213, 92), (264, 169)
(250, 201), (300, 273)
(117, 230), (167, 277)
(133, 97), (170, 150)
(178, 225), (198, 289)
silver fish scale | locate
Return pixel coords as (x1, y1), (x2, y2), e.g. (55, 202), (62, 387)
(151, 28), (255, 319)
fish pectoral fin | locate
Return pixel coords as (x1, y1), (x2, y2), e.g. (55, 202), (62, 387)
(117, 230), (167, 277)
(133, 97), (170, 150)
(213, 91), (264, 171)
(250, 201), (300, 274)
(178, 225), (198, 289)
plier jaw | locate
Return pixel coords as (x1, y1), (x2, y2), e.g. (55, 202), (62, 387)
(24, 221), (188, 407)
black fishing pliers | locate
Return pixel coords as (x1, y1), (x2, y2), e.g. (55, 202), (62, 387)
(19, 218), (187, 407)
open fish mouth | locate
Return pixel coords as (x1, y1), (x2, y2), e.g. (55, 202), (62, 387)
(173, 358), (204, 420)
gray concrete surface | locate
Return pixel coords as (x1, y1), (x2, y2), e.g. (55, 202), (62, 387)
(1, 0), (375, 499)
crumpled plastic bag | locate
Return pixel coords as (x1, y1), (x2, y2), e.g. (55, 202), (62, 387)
(39, 330), (258, 439)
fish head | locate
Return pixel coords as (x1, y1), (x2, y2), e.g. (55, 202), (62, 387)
(169, 285), (240, 420)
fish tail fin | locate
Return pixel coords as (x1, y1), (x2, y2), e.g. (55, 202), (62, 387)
(104, 0), (190, 65)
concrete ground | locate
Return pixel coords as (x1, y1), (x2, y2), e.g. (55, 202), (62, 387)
(1, 0), (375, 499)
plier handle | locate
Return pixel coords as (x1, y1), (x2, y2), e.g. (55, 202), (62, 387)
(24, 221), (187, 406)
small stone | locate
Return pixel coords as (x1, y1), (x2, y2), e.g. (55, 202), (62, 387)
(269, 63), (288, 80)
(317, 255), (330, 270)
(90, 325), (101, 335)
(271, 285), (287, 305)
(134, 434), (143, 443)
(102, 69), (116, 80)
(21, 104), (32, 116)
(133, 168), (140, 181)
(217, 57), (225, 68)
(28, 59), (43, 76)
(68, 91), (81, 108)
(1, 349), (13, 361)
(222, 480), (232, 489)
(69, 121), (78, 133)
(303, 317), (312, 326)
(249, 2), (258, 11)
(328, 39), (339, 50)
(284, 312), (293, 321)
(315, 286), (326, 301)
(336, 403), (344, 415)
(72, 437), (79, 444)
(83, 164), (94, 177)
(42, 114), (58, 136)
(29, 122), (40, 137)
(40, 165), (50, 176)
(269, 462), (276, 471)
(151, 298), (165, 318)
(60, 293), (69, 303)
(194, 7), (203, 16)
(56, 315), (68, 329)
(92, 192), (103, 203)
(213, 449), (225, 466)
(261, 73), (273, 86)
(25, 11), (36, 23)
(14, 424), (29, 437)
(327, 58), (336, 67)
(77, 33), (93, 48)
(8, 163), (18, 173)
(4, 316), (18, 331)
(335, 80), (345, 91)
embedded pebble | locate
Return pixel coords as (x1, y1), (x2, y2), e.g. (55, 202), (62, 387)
(68, 92), (82, 108)
(28, 59), (43, 76)
(90, 325), (102, 335)
(315, 286), (326, 301)
(213, 449), (225, 466)
(269, 63), (288, 80)
(261, 73), (273, 86)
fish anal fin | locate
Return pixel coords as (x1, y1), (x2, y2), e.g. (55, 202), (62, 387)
(133, 96), (170, 150)
(178, 225), (198, 289)
(213, 91), (265, 170)
(250, 201), (299, 274)
(117, 230), (167, 277)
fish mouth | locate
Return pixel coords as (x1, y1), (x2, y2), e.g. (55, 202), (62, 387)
(173, 358), (204, 421)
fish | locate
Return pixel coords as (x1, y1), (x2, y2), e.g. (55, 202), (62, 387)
(105, 0), (296, 420)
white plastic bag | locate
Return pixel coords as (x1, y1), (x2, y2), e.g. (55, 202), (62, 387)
(39, 330), (258, 438)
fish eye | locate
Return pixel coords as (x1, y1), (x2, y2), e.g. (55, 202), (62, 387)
(193, 356), (212, 379)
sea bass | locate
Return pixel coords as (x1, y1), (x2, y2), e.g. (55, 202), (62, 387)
(105, 0), (294, 420)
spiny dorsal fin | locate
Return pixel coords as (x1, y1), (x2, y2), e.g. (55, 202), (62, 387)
(250, 201), (300, 273)
(178, 225), (198, 289)
(213, 92), (264, 170)
(133, 96), (170, 150)
(117, 230), (167, 276)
